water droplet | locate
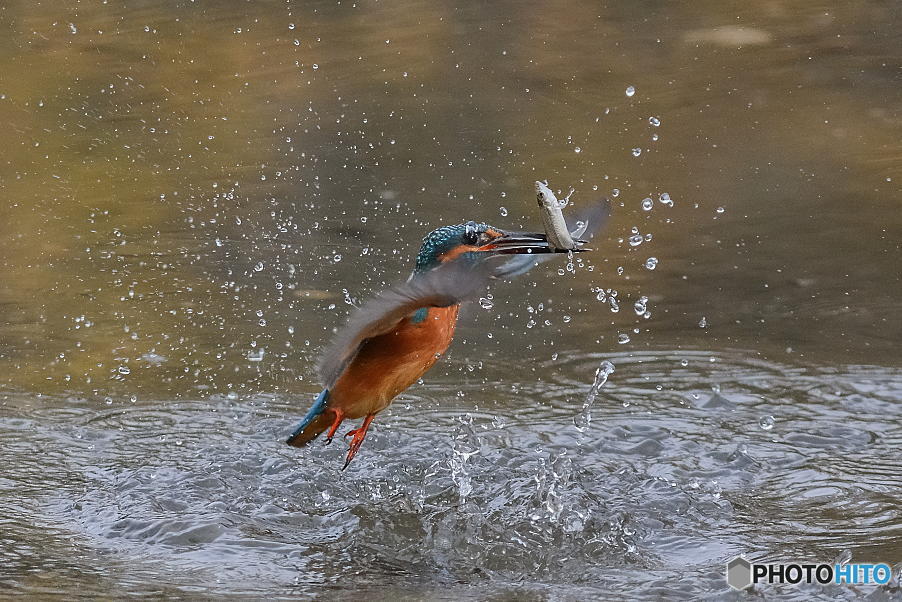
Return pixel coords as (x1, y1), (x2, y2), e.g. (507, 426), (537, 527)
(644, 257), (658, 270)
(332, 253), (342, 262)
(625, 85), (635, 97)
(312, 64), (319, 70)
(680, 359), (689, 367)
(628, 233), (643, 247)
(254, 261), (264, 272)
(716, 206), (725, 214)
(634, 296), (648, 315)
(698, 316), (707, 328)
(499, 206), (508, 217)
(574, 146), (581, 153)
(68, 23), (77, 34)
(590, 361), (615, 393)
(641, 197), (654, 211)
(659, 193), (673, 207)
(617, 333), (630, 344)
(759, 415), (775, 431)
(562, 315), (572, 323)
(648, 116), (661, 127)
(117, 365), (130, 375)
(479, 297), (494, 309)
(611, 188), (620, 198)
(631, 147), (642, 157)
(577, 362), (615, 431)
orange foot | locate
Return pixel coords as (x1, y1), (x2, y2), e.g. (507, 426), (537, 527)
(323, 408), (345, 445)
(342, 414), (376, 469)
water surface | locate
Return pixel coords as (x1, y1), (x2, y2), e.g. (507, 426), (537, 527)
(1, 0), (900, 598)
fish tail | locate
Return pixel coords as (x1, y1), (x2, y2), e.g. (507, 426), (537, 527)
(286, 389), (331, 447)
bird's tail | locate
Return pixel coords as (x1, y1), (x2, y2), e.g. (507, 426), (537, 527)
(286, 389), (331, 447)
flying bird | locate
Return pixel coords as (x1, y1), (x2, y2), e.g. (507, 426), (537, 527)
(287, 201), (609, 468)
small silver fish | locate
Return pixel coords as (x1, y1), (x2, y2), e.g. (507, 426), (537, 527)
(535, 180), (577, 250)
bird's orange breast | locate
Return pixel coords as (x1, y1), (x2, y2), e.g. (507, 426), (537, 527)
(328, 305), (460, 418)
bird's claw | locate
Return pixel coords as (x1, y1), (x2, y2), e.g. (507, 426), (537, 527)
(340, 414), (375, 471)
(342, 431), (366, 470)
(322, 408), (345, 447)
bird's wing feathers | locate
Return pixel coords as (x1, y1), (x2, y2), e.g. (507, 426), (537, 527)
(316, 258), (494, 386)
(494, 198), (612, 279)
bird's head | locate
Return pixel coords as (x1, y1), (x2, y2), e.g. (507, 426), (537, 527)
(413, 220), (567, 273)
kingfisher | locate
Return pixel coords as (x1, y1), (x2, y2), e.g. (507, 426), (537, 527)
(286, 201), (609, 468)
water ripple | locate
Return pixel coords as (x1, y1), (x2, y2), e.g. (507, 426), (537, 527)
(1, 351), (900, 597)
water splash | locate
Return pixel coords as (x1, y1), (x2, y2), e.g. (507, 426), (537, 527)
(533, 452), (573, 523)
(449, 414), (480, 503)
(574, 360), (616, 432)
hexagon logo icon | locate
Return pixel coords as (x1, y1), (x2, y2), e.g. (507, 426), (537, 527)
(726, 556), (753, 590)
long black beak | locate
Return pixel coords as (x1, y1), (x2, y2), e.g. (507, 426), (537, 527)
(480, 231), (588, 255)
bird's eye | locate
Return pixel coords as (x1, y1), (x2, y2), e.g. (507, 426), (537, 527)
(463, 221), (479, 245)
